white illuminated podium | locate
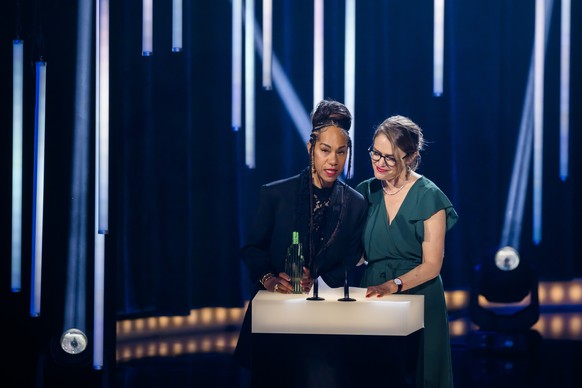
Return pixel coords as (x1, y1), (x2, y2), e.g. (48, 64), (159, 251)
(251, 280), (424, 388)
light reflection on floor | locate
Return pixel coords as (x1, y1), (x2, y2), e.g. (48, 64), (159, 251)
(117, 280), (582, 362)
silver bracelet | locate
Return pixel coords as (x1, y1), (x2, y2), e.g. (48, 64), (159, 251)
(260, 273), (275, 287)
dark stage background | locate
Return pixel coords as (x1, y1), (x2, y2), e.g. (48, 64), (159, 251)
(1, 0), (581, 382)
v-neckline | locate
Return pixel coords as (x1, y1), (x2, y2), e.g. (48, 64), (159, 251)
(384, 195), (404, 227)
(382, 176), (420, 226)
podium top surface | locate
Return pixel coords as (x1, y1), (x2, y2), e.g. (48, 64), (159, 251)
(252, 281), (424, 336)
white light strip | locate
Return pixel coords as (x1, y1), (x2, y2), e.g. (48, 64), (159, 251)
(253, 19), (311, 142)
(313, 0), (324, 105)
(560, 0), (570, 180)
(94, 0), (109, 369)
(12, 40), (24, 292)
(433, 0), (444, 96)
(533, 0), (545, 245)
(344, 0), (356, 176)
(232, 0), (242, 130)
(172, 0), (182, 52)
(142, 0), (153, 56)
(31, 61), (47, 317)
(245, 0), (256, 168)
(262, 0), (272, 89)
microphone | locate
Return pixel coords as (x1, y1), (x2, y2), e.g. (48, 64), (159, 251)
(307, 268), (324, 301)
(338, 266), (356, 302)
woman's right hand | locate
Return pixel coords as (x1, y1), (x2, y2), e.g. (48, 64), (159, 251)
(267, 273), (292, 293)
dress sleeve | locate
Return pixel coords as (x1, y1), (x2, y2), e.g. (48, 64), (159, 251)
(355, 179), (371, 202)
(409, 185), (458, 232)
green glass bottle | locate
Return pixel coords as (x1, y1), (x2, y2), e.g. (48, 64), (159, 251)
(285, 231), (304, 294)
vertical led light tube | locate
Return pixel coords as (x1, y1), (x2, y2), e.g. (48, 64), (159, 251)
(344, 0), (356, 176)
(93, 0), (109, 369)
(12, 40), (24, 292)
(560, 0), (570, 180)
(262, 0), (272, 89)
(313, 0), (324, 105)
(245, 0), (255, 168)
(63, 0), (92, 367)
(31, 61), (47, 317)
(142, 0), (153, 56)
(433, 0), (444, 96)
(232, 0), (242, 130)
(172, 0), (182, 52)
(533, 0), (545, 245)
(98, 2), (110, 235)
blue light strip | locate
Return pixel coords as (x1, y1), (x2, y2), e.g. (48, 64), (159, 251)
(262, 0), (272, 89)
(533, 0), (545, 245)
(344, 0), (356, 176)
(98, 0), (110, 235)
(93, 232), (106, 369)
(433, 0), (445, 96)
(245, 0), (256, 168)
(245, 0), (255, 168)
(172, 0), (182, 52)
(232, 0), (242, 130)
(313, 0), (324, 105)
(93, 0), (109, 369)
(142, 0), (153, 56)
(63, 0), (91, 365)
(31, 61), (47, 317)
(12, 40), (24, 292)
(560, 0), (570, 180)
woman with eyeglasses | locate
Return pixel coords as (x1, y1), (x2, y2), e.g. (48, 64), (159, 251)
(356, 115), (458, 387)
(234, 99), (368, 375)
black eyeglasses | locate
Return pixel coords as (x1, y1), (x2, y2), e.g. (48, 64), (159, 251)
(368, 146), (405, 167)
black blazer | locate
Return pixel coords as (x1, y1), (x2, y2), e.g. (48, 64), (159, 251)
(241, 172), (368, 292)
(234, 172), (368, 369)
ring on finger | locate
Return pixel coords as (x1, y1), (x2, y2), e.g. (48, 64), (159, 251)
(274, 283), (279, 292)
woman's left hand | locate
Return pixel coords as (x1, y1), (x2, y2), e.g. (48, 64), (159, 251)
(365, 283), (393, 297)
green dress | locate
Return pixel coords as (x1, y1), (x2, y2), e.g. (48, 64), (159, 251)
(356, 176), (458, 388)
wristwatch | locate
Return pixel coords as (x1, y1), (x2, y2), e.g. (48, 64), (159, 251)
(393, 278), (403, 294)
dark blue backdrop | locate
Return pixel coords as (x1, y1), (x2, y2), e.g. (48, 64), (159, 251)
(0, 0), (580, 323)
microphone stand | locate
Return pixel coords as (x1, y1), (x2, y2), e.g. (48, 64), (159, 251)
(307, 276), (324, 301)
(338, 267), (355, 302)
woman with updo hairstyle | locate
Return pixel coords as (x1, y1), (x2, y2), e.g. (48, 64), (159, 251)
(234, 98), (368, 372)
(356, 115), (458, 387)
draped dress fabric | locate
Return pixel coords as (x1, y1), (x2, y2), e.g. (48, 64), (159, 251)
(356, 176), (458, 388)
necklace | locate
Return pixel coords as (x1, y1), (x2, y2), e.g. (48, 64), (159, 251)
(382, 179), (408, 196)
